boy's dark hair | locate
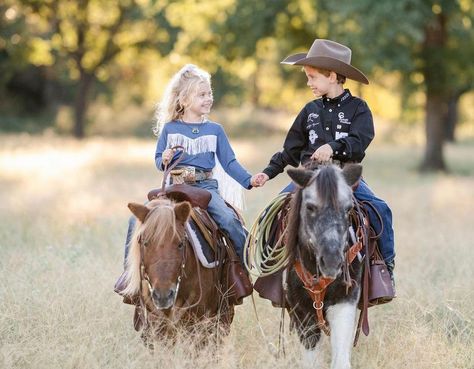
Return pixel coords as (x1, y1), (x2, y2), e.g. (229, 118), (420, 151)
(303, 65), (347, 85)
(317, 68), (347, 85)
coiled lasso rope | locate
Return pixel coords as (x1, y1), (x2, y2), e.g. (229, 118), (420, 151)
(244, 192), (292, 277)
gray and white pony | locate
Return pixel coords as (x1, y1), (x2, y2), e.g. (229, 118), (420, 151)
(285, 164), (363, 369)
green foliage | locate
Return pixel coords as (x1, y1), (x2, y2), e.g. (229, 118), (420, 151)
(322, 0), (474, 94)
(1, 0), (473, 140)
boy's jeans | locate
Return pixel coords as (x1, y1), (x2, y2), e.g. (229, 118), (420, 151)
(123, 179), (246, 265)
(353, 179), (395, 264)
(281, 179), (395, 264)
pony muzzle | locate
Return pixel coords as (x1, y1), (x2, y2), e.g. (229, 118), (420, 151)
(151, 286), (177, 310)
(318, 252), (343, 279)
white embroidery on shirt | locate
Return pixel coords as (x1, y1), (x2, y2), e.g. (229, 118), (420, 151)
(308, 130), (318, 144)
(338, 112), (351, 125)
(335, 132), (349, 140)
(307, 113), (320, 123)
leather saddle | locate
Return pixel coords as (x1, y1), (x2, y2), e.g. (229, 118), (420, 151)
(148, 183), (211, 209)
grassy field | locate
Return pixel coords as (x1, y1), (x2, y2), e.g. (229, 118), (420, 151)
(1, 133), (473, 369)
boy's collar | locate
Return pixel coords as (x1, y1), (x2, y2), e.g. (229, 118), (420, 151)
(322, 89), (352, 107)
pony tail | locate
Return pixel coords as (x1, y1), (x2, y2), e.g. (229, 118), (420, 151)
(153, 64), (211, 136)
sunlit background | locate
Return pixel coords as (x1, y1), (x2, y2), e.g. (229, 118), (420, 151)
(1, 1), (474, 368)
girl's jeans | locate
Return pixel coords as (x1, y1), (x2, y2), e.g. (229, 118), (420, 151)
(124, 179), (246, 265)
(281, 179), (395, 264)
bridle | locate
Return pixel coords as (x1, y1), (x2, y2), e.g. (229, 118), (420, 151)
(138, 231), (188, 309)
(136, 208), (204, 331)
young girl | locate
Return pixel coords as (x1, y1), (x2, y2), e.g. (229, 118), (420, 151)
(155, 64), (259, 263)
(115, 64), (258, 298)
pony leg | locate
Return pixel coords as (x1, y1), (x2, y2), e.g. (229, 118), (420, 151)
(301, 337), (325, 369)
(291, 313), (325, 368)
(326, 302), (357, 369)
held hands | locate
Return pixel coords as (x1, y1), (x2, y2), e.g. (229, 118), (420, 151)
(251, 173), (269, 188)
(162, 148), (175, 166)
(311, 144), (333, 163)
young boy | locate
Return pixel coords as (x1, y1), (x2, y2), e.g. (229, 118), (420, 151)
(254, 39), (396, 285)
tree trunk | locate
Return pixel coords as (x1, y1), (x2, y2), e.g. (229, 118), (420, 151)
(73, 72), (94, 139)
(420, 12), (448, 172)
(420, 92), (447, 171)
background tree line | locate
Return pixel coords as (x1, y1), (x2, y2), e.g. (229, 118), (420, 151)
(1, 0), (473, 171)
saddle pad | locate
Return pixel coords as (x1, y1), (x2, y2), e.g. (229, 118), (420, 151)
(185, 218), (218, 268)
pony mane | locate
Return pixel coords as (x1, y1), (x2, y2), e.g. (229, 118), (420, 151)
(315, 166), (340, 210)
(120, 198), (180, 296)
(285, 188), (302, 265)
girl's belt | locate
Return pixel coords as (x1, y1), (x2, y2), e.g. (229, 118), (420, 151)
(170, 167), (213, 184)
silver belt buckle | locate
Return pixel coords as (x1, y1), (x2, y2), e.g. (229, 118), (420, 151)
(182, 166), (196, 183)
(170, 166), (196, 184)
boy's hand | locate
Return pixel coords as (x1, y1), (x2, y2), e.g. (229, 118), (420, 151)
(311, 144), (333, 163)
(162, 148), (175, 166)
(251, 173), (269, 187)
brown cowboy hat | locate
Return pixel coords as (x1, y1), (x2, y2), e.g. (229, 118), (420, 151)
(281, 39), (369, 84)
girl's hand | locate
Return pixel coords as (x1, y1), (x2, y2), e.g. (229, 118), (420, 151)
(251, 173), (269, 187)
(162, 148), (175, 166)
(311, 144), (333, 163)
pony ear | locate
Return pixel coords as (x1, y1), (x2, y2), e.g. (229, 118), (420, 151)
(128, 203), (150, 223)
(342, 164), (363, 188)
(287, 168), (314, 188)
(174, 201), (192, 223)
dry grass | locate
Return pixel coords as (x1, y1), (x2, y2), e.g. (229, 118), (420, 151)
(1, 133), (473, 369)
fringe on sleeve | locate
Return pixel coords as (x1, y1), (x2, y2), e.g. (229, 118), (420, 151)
(212, 158), (246, 211)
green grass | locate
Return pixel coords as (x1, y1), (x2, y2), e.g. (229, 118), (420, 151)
(1, 134), (473, 368)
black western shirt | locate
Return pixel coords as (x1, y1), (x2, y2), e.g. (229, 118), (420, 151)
(263, 89), (375, 179)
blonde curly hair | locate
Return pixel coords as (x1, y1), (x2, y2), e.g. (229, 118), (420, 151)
(153, 64), (211, 135)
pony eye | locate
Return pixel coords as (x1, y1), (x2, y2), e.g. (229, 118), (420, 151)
(177, 241), (184, 249)
(143, 240), (149, 247)
(306, 203), (318, 214)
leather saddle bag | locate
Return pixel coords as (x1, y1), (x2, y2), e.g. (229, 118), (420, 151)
(367, 248), (395, 306)
(227, 259), (253, 305)
(223, 241), (252, 305)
